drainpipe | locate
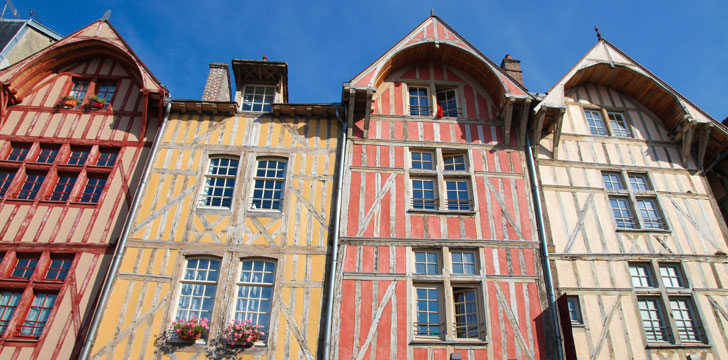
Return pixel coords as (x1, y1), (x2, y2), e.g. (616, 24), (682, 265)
(525, 134), (564, 360)
(79, 101), (172, 360)
(322, 106), (347, 360)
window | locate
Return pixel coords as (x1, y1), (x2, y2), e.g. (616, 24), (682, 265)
(45, 258), (72, 281)
(35, 146), (58, 163)
(241, 85), (275, 112)
(659, 264), (685, 288)
(234, 260), (275, 337)
(630, 261), (705, 344)
(176, 258), (220, 321)
(415, 286), (441, 337)
(584, 108), (632, 137)
(50, 174), (77, 201)
(19, 293), (57, 337)
(603, 171), (666, 230)
(96, 149), (118, 167)
(79, 176), (106, 203)
(251, 158), (286, 210)
(638, 297), (671, 342)
(584, 109), (608, 136)
(200, 157), (238, 208)
(0, 292), (21, 335)
(0, 170), (14, 197)
(450, 251), (477, 275)
(669, 298), (703, 342)
(414, 250), (440, 275)
(436, 88), (458, 117)
(602, 172), (624, 190)
(629, 263), (655, 288)
(608, 112), (632, 137)
(67, 148), (89, 165)
(453, 288), (480, 338)
(69, 81), (89, 107)
(409, 86), (430, 116)
(17, 173), (46, 200)
(412, 247), (484, 341)
(610, 197), (637, 229)
(7, 144), (29, 161)
(410, 150), (473, 212)
(95, 83), (116, 102)
(411, 179), (436, 210)
(628, 174), (650, 191)
(0, 252), (70, 338)
(566, 296), (583, 325)
(411, 151), (434, 170)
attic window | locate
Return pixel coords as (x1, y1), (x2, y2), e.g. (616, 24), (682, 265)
(241, 85), (275, 112)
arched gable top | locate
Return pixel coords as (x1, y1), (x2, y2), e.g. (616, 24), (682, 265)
(0, 20), (166, 101)
(347, 16), (529, 113)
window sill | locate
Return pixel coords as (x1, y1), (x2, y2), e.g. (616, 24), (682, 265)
(645, 342), (710, 349)
(196, 206), (232, 214)
(615, 228), (671, 234)
(410, 339), (487, 346)
(247, 209), (284, 218)
(408, 209), (476, 216)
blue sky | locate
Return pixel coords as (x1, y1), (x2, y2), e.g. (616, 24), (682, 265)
(22, 1), (728, 119)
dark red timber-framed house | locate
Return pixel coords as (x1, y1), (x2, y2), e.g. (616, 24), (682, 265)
(0, 18), (166, 358)
(326, 15), (554, 360)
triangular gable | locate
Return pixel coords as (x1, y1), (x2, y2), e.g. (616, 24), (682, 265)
(350, 16), (527, 97)
(536, 40), (712, 124)
(0, 20), (165, 95)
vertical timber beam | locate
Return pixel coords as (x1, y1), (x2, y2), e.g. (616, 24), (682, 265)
(502, 97), (515, 138)
(697, 124), (712, 168)
(363, 88), (372, 138)
(140, 90), (149, 139)
(532, 109), (545, 150)
(551, 107), (566, 159)
(519, 98), (531, 147)
(681, 119), (695, 166)
(347, 88), (355, 137)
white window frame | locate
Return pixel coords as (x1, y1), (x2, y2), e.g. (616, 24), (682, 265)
(173, 257), (221, 323)
(602, 170), (667, 230)
(566, 296), (583, 325)
(436, 87), (459, 118)
(199, 156), (239, 208)
(583, 107), (633, 138)
(408, 85), (431, 116)
(409, 149), (474, 213)
(232, 258), (276, 343)
(241, 85), (275, 112)
(250, 157), (287, 211)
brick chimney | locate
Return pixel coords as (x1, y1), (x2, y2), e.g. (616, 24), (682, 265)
(500, 54), (525, 88)
(201, 62), (231, 102)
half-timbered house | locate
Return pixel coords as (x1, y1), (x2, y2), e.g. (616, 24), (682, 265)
(532, 38), (728, 359)
(0, 19), (166, 359)
(329, 16), (550, 360)
(87, 59), (341, 359)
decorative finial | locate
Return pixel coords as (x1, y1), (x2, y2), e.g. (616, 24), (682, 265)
(102, 9), (111, 21)
(594, 26), (602, 41)
(431, 9), (436, 17)
(262, 54), (268, 61)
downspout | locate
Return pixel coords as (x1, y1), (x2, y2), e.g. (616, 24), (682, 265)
(525, 134), (564, 360)
(322, 106), (347, 360)
(79, 101), (172, 360)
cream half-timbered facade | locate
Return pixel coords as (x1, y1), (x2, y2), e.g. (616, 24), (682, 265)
(88, 60), (340, 359)
(533, 40), (728, 359)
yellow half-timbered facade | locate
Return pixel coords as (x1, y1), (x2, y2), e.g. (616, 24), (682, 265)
(87, 60), (341, 359)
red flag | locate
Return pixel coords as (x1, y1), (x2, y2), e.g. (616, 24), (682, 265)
(436, 104), (443, 118)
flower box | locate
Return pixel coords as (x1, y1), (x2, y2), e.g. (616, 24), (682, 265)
(91, 101), (106, 109)
(62, 98), (77, 108)
(170, 316), (209, 342)
(225, 320), (265, 348)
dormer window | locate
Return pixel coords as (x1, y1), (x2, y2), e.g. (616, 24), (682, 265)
(241, 85), (275, 112)
(69, 81), (90, 108)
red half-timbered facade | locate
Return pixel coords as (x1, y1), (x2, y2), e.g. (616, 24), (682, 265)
(0, 19), (166, 359)
(330, 16), (549, 360)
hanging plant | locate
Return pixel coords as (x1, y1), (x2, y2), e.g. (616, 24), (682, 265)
(61, 95), (78, 108)
(89, 95), (107, 109)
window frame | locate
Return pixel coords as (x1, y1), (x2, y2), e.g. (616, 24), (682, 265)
(408, 85), (431, 116)
(582, 107), (633, 138)
(408, 149), (474, 213)
(0, 251), (73, 339)
(250, 157), (287, 212)
(566, 295), (584, 325)
(60, 77), (118, 111)
(410, 247), (486, 343)
(172, 256), (222, 329)
(231, 258), (277, 345)
(240, 85), (275, 113)
(436, 87), (459, 118)
(199, 156), (239, 209)
(602, 170), (668, 231)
